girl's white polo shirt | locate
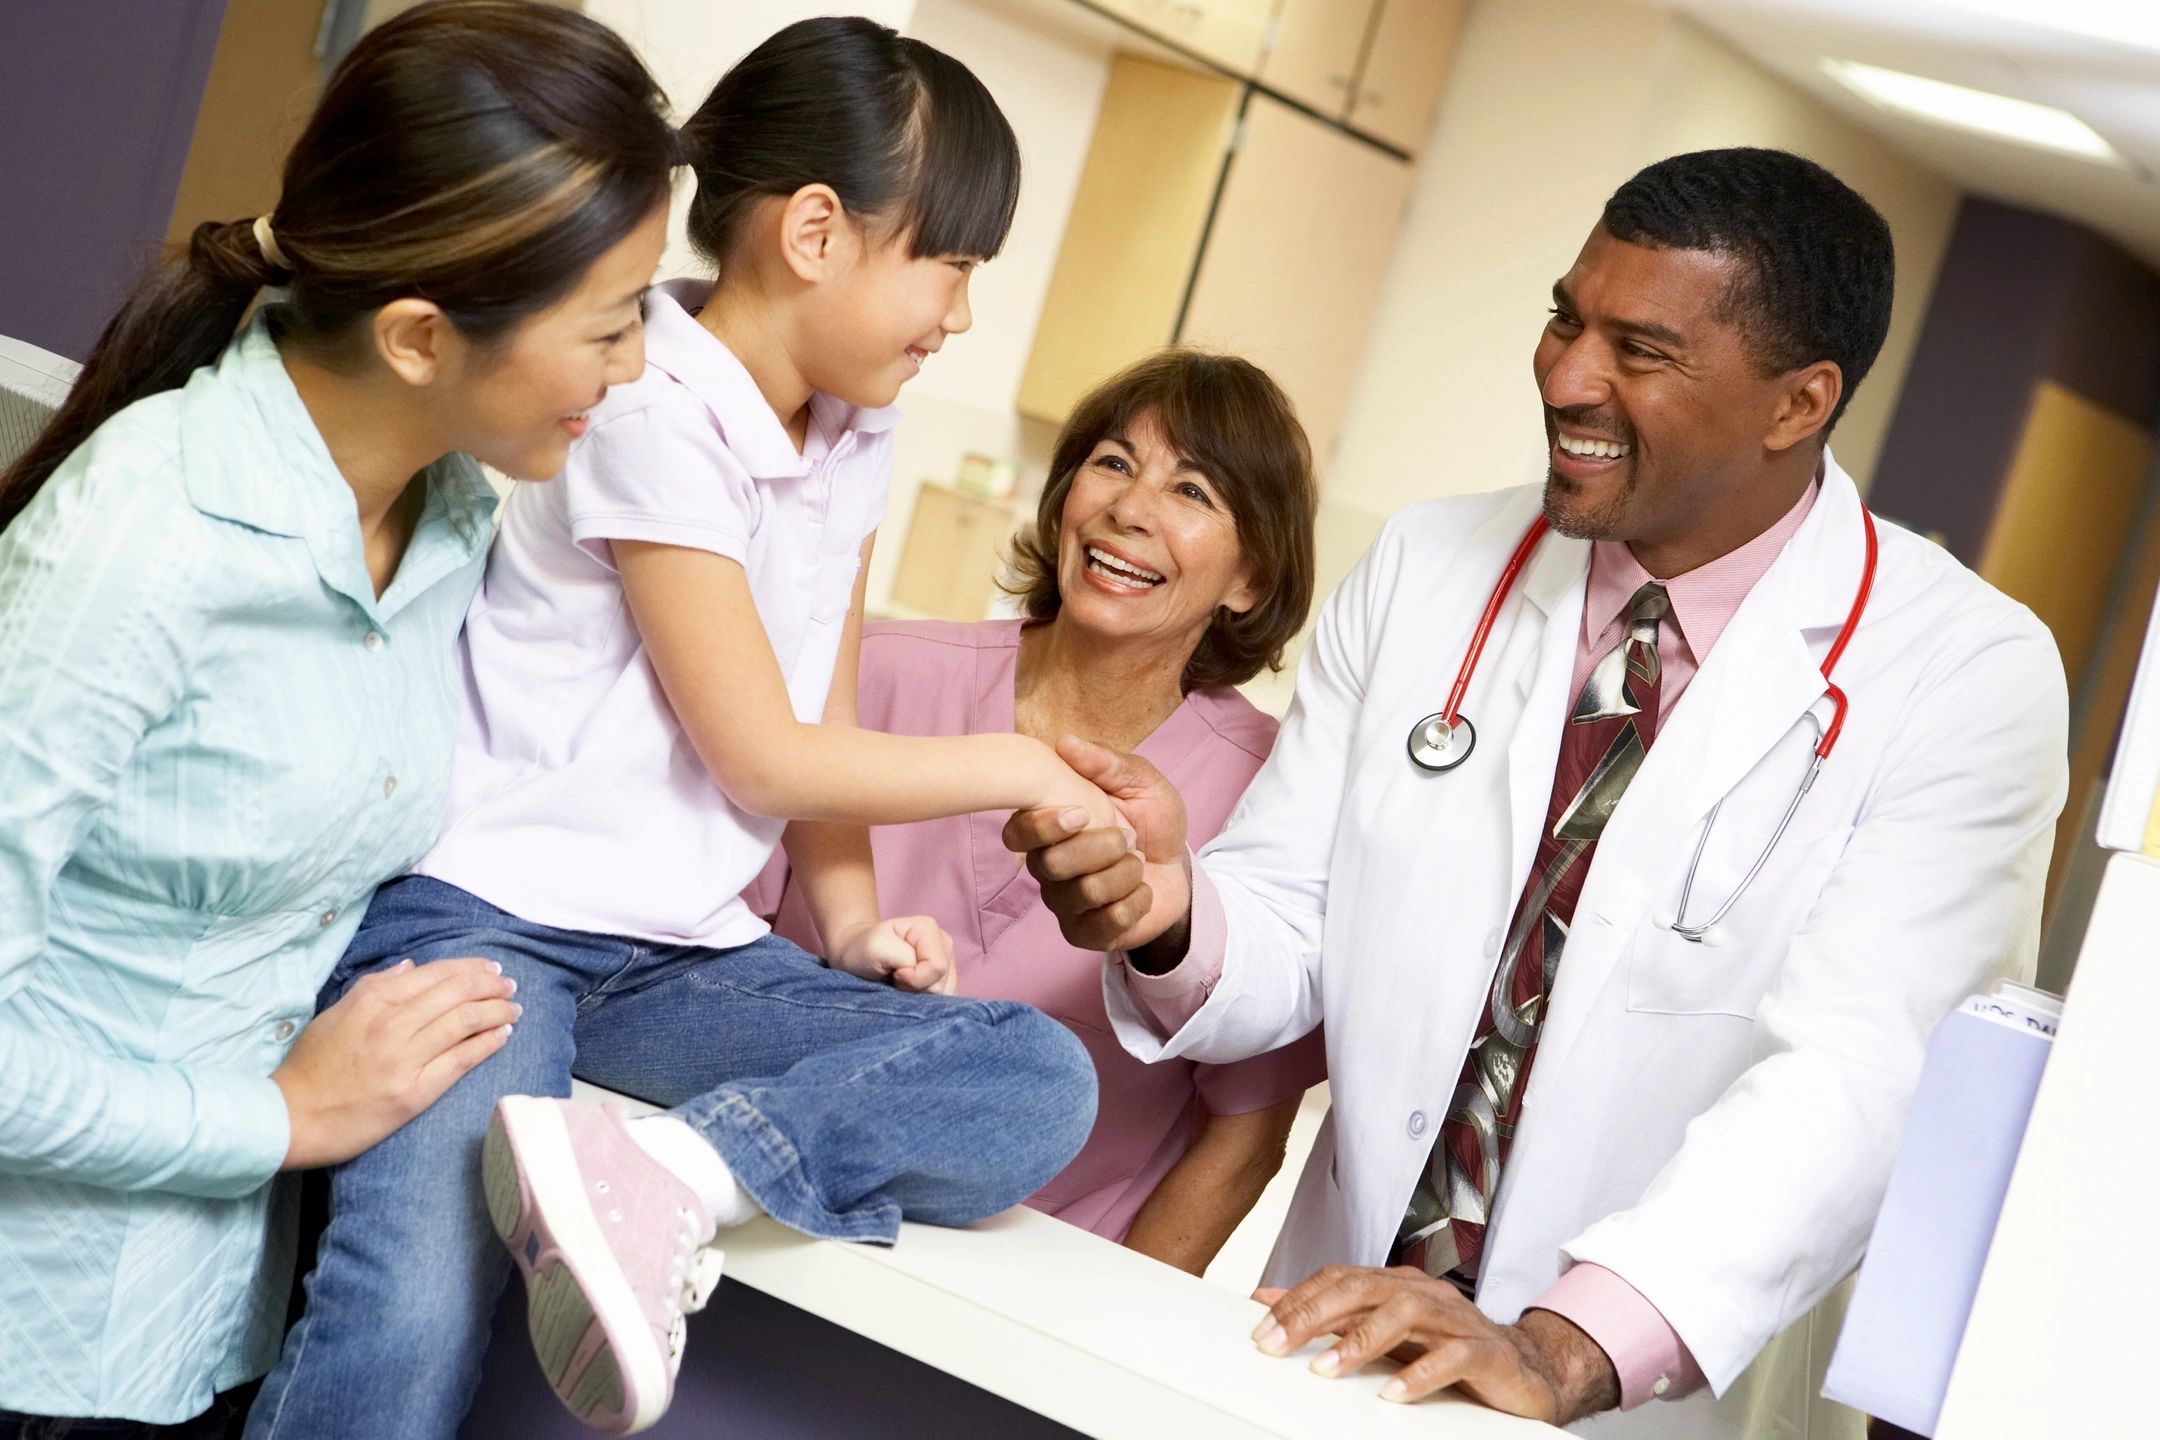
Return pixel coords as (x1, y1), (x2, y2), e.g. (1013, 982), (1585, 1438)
(415, 279), (897, 948)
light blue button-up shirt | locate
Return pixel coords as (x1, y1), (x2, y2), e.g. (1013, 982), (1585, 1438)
(0, 318), (495, 1421)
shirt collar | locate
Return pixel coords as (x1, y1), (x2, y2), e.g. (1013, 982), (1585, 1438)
(178, 315), (496, 544)
(642, 278), (900, 482)
(1583, 471), (1822, 665)
(179, 315), (350, 538)
(179, 314), (496, 620)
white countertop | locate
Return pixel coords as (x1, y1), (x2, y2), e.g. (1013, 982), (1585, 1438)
(576, 1082), (1562, 1439)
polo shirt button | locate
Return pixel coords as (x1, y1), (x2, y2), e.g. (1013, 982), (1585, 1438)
(274, 1020), (297, 1042)
(383, 774), (398, 799)
(319, 908), (338, 928)
(1484, 929), (1502, 958)
(1407, 1110), (1429, 1138)
(363, 630), (385, 652)
(1652, 1376), (1671, 1397)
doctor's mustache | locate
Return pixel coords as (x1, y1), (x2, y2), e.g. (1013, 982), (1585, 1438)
(1543, 404), (1637, 449)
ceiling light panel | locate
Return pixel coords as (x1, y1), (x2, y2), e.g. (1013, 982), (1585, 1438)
(1820, 58), (2126, 164)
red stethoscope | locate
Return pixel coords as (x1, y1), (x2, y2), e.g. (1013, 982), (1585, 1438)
(1407, 507), (1880, 943)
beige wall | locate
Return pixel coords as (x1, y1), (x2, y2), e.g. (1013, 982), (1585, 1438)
(1328, 0), (1958, 525)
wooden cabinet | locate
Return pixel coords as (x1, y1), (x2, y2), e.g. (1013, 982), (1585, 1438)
(1255, 0), (1464, 154)
(1178, 93), (1414, 467)
(1017, 54), (1242, 425)
(1091, 0), (1276, 73)
(891, 483), (1020, 621)
(1347, 0), (1467, 153)
(1256, 0), (1373, 120)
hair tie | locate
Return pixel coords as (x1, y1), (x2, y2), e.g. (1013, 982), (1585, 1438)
(252, 215), (291, 275)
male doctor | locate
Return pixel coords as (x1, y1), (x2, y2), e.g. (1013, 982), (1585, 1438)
(1005, 148), (2067, 1437)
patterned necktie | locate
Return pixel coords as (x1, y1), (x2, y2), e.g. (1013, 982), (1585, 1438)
(1394, 580), (1670, 1286)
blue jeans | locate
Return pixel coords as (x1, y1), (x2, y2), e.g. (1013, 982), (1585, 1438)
(244, 877), (1095, 1440)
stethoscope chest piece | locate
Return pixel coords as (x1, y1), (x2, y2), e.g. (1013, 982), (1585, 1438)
(1408, 712), (1476, 772)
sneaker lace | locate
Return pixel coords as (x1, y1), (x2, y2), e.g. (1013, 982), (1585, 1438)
(663, 1206), (726, 1372)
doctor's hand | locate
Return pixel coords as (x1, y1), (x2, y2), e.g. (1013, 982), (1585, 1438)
(1003, 736), (1192, 957)
(829, 915), (958, 995)
(1251, 1267), (1619, 1425)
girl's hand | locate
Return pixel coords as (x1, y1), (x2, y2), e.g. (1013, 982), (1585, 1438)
(830, 915), (958, 995)
(1042, 762), (1128, 841)
(271, 957), (521, 1170)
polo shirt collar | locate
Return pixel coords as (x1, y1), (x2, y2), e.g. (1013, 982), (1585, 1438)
(642, 278), (899, 481)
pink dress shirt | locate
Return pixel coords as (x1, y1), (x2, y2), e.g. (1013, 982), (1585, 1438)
(748, 618), (1326, 1242)
(1121, 484), (1820, 1408)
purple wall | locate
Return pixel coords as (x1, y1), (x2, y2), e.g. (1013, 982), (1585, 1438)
(0, 0), (228, 360)
(1867, 198), (2160, 565)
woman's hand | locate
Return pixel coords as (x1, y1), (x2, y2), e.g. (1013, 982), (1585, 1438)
(829, 916), (958, 995)
(271, 957), (521, 1170)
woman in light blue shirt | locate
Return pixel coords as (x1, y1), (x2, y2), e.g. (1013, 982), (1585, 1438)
(0, 3), (677, 1432)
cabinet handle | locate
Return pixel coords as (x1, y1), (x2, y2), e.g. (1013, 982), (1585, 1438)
(1362, 89), (1388, 106)
(1326, 73), (1350, 88)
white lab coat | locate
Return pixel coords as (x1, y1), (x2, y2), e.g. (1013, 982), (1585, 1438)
(1105, 457), (2067, 1439)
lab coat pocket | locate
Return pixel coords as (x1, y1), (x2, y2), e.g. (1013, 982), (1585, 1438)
(1625, 820), (1854, 1018)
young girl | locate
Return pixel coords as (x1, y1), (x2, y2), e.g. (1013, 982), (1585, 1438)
(0, 2), (677, 1433)
(251, 18), (1109, 1439)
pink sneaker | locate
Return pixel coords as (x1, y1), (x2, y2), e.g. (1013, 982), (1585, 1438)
(483, 1096), (725, 1435)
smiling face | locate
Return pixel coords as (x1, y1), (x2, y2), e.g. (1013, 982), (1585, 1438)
(1053, 409), (1257, 662)
(442, 201), (669, 480)
(798, 222), (978, 410)
(1534, 224), (1837, 574)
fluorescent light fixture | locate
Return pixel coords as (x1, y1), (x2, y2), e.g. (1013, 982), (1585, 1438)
(1928, 0), (2160, 55)
(1821, 58), (2125, 165)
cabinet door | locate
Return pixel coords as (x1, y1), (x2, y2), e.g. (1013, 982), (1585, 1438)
(1016, 54), (1241, 425)
(1088, 0), (1275, 72)
(1165, 0), (1278, 73)
(1348, 0), (1466, 153)
(891, 483), (1017, 622)
(1258, 0), (1375, 120)
(1176, 94), (1412, 473)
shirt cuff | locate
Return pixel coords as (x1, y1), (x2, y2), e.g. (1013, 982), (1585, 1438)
(185, 1070), (292, 1199)
(1115, 857), (1228, 1036)
(1531, 1263), (1705, 1409)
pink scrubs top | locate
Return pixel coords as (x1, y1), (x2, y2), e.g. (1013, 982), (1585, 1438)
(750, 618), (1325, 1241)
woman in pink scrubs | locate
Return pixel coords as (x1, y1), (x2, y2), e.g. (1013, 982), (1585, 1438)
(756, 350), (1324, 1273)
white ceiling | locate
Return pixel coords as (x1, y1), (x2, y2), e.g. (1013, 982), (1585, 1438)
(1658, 0), (2160, 269)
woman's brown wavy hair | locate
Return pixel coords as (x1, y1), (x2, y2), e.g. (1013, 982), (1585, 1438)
(1003, 350), (1318, 693)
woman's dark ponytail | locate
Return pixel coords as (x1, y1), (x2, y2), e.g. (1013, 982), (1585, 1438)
(0, 0), (678, 533)
(0, 220), (280, 530)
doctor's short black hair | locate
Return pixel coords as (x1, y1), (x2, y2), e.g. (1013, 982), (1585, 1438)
(1601, 147), (1895, 431)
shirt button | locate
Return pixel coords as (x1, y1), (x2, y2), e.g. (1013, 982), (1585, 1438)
(383, 775), (398, 799)
(319, 908), (338, 928)
(363, 630), (385, 652)
(274, 1020), (297, 1042)
(1484, 929), (1502, 958)
(1407, 1110), (1429, 1138)
(1652, 1376), (1672, 1397)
